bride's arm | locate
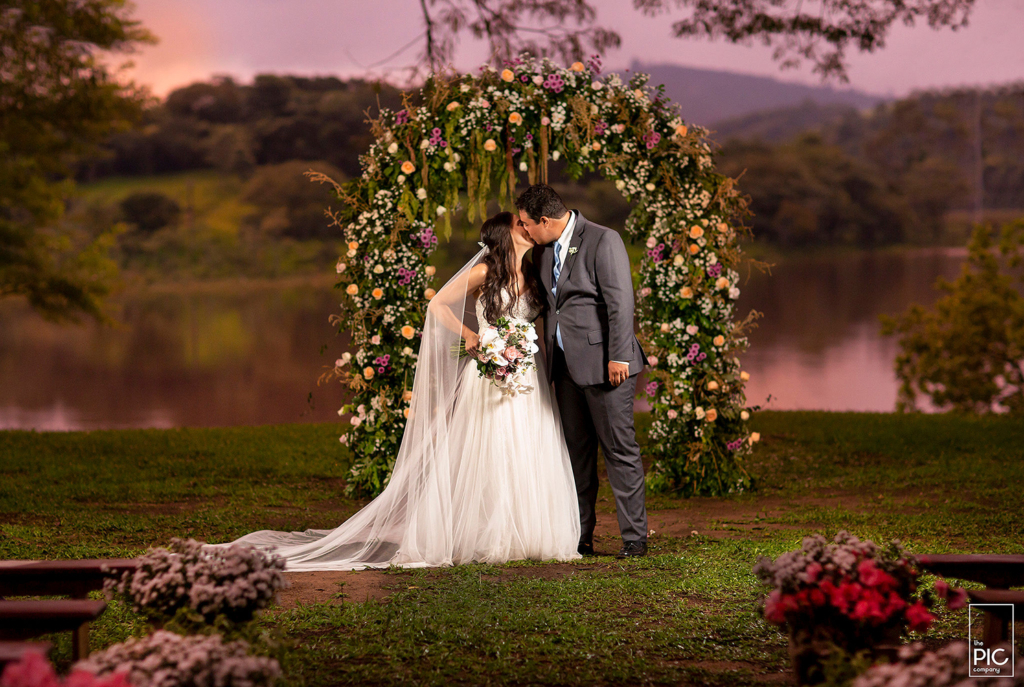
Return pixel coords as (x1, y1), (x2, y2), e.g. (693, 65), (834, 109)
(427, 263), (488, 350)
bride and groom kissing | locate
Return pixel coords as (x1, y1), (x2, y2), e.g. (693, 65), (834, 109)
(225, 184), (650, 570)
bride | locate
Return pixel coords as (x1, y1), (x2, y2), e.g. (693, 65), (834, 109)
(221, 211), (581, 570)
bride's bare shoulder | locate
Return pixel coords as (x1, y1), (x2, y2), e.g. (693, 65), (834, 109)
(470, 262), (488, 280)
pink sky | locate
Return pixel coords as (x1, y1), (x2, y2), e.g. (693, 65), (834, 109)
(121, 0), (1024, 98)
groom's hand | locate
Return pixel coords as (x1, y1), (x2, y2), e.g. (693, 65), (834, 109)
(608, 362), (629, 387)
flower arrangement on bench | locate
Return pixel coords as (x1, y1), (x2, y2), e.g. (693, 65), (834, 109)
(104, 538), (288, 628)
(754, 531), (963, 685)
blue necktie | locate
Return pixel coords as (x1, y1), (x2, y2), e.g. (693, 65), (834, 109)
(552, 241), (563, 349)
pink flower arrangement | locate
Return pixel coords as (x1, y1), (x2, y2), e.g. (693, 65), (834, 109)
(1, 652), (129, 687)
(75, 630), (281, 687)
(852, 641), (1022, 686)
(105, 538), (287, 625)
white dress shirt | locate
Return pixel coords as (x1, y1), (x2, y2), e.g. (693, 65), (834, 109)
(552, 211), (630, 367)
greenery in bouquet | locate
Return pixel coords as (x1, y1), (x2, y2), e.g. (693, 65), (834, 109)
(104, 538), (287, 629)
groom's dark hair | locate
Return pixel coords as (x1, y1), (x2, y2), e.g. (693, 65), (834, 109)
(515, 184), (568, 222)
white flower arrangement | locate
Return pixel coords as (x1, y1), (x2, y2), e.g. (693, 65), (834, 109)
(75, 630), (282, 687)
(104, 538), (287, 624)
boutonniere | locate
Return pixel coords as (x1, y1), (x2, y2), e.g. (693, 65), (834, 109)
(568, 247), (578, 255)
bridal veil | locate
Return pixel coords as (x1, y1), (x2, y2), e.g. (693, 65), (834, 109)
(221, 249), (488, 570)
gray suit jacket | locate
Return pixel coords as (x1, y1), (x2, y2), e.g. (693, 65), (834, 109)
(537, 212), (647, 386)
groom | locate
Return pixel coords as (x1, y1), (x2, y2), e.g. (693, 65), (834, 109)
(515, 184), (649, 559)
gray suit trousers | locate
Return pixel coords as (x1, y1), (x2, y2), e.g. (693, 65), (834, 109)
(552, 346), (648, 544)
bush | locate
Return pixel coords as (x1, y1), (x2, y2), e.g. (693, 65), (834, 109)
(240, 161), (345, 240)
(881, 219), (1024, 413)
(119, 192), (181, 233)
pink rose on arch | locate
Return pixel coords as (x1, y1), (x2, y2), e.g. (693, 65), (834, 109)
(496, 366), (508, 376)
(504, 346), (522, 361)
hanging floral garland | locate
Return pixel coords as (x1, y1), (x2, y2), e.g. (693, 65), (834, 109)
(318, 54), (759, 498)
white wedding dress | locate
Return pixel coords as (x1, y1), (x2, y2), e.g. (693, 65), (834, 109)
(219, 253), (581, 571)
(447, 291), (581, 564)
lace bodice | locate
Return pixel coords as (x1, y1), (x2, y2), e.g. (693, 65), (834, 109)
(475, 287), (540, 330)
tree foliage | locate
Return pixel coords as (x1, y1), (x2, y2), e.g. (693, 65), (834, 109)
(718, 134), (914, 246)
(85, 76), (404, 182)
(881, 220), (1024, 414)
(415, 0), (621, 73)
(635, 0), (975, 82)
(0, 0), (152, 322)
(415, 0), (976, 83)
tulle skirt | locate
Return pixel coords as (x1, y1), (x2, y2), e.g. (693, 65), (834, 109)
(448, 358), (581, 565)
(219, 355), (581, 570)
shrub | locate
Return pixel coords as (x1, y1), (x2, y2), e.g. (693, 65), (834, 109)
(881, 219), (1024, 413)
(119, 192), (181, 233)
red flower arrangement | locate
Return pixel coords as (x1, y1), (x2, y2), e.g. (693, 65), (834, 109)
(754, 532), (972, 684)
(755, 532), (941, 645)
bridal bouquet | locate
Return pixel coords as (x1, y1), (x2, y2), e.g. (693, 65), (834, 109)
(460, 316), (539, 396)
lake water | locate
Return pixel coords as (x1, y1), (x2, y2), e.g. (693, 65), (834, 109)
(0, 249), (967, 430)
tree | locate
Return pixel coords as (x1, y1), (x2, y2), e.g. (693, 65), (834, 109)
(881, 220), (1024, 414)
(415, 0), (975, 82)
(0, 0), (153, 322)
(415, 0), (620, 73)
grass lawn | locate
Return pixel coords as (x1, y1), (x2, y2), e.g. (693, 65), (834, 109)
(2, 411), (1022, 685)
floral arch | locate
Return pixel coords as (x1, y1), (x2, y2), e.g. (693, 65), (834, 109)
(321, 54), (758, 498)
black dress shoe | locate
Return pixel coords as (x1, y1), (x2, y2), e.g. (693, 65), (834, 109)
(577, 540), (595, 556)
(616, 541), (647, 559)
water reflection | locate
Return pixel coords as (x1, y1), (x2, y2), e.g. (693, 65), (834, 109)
(737, 248), (966, 411)
(0, 278), (349, 430)
(0, 249), (967, 430)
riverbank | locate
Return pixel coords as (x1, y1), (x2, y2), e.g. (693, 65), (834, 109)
(2, 411), (1021, 683)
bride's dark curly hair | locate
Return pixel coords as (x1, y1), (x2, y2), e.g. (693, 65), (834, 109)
(478, 211), (546, 325)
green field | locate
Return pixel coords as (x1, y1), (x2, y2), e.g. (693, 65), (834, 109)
(2, 411), (1022, 684)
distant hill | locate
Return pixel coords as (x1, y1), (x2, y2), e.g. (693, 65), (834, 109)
(627, 61), (886, 127)
(711, 101), (864, 144)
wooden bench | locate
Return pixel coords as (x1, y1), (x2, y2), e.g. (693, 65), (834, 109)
(917, 554), (1024, 589)
(0, 558), (137, 661)
(918, 554), (1024, 646)
(0, 641), (52, 671)
(0, 559), (138, 599)
(0, 600), (106, 661)
(966, 589), (1024, 645)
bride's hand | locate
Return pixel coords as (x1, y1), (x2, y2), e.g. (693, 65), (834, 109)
(464, 331), (480, 356)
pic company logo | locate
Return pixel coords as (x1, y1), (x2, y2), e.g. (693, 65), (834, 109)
(969, 604), (1015, 678)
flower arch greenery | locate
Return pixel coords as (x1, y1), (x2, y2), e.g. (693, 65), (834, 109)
(318, 54), (760, 499)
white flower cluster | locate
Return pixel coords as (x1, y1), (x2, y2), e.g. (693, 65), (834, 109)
(852, 641), (1023, 687)
(105, 538), (287, 622)
(75, 630), (282, 687)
